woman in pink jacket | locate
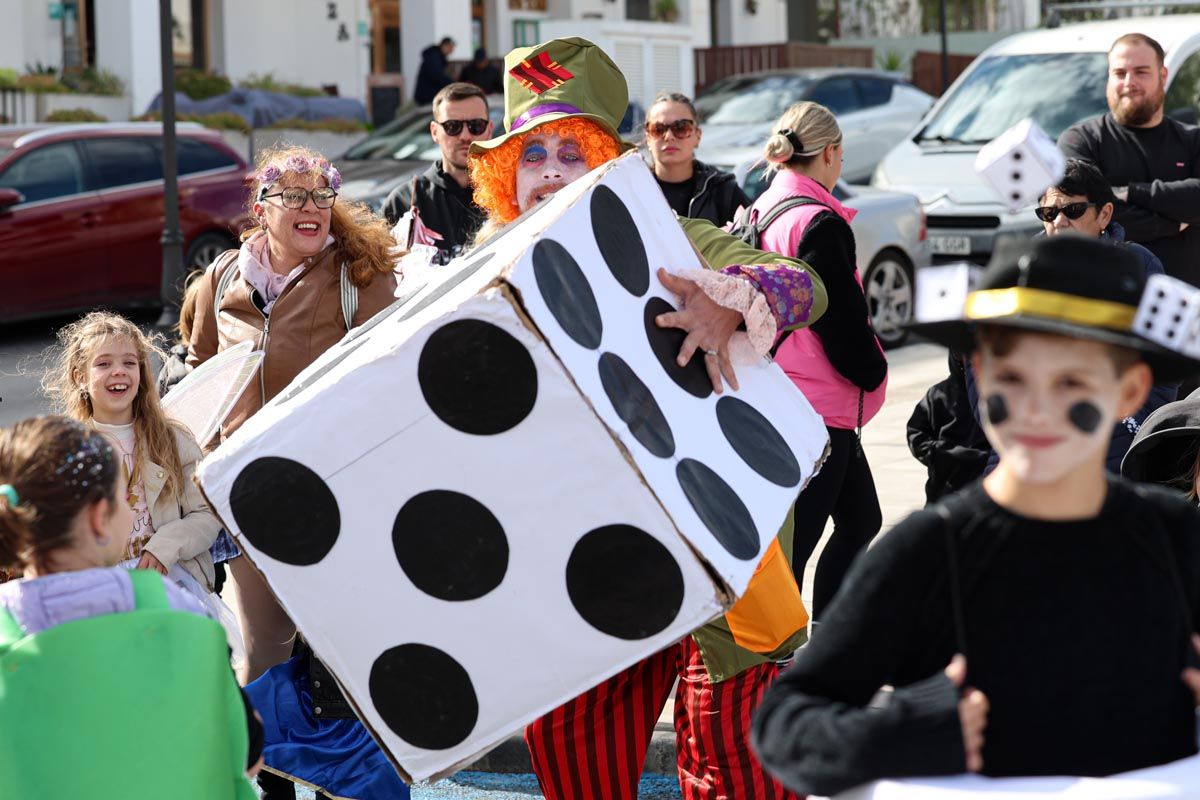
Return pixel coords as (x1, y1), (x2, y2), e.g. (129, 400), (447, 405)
(747, 101), (888, 623)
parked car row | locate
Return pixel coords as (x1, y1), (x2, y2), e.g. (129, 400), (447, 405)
(0, 122), (249, 322)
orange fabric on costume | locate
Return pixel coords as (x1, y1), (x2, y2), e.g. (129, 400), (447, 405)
(469, 117), (621, 224)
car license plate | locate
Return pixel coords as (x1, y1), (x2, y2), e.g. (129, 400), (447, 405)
(928, 235), (971, 256)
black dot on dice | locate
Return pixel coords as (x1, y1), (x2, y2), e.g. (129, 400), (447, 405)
(716, 397), (801, 487)
(591, 185), (650, 297)
(676, 458), (759, 560)
(533, 238), (602, 350)
(370, 644), (478, 750)
(419, 319), (538, 435)
(598, 352), (675, 458)
(1012, 151), (1023, 161)
(393, 491), (508, 601)
(230, 457), (339, 565)
(643, 297), (713, 399)
(1011, 171), (1021, 181)
(566, 525), (685, 640)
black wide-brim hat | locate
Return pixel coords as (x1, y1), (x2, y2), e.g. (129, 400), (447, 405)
(1121, 386), (1200, 484)
(908, 235), (1200, 383)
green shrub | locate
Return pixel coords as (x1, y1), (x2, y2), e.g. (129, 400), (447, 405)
(175, 67), (232, 100)
(17, 74), (67, 93)
(265, 116), (367, 132)
(0, 68), (18, 88)
(62, 68), (125, 96)
(239, 72), (325, 97)
(136, 110), (251, 133)
(45, 108), (108, 122)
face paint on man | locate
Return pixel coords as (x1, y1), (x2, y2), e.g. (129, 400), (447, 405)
(974, 332), (1128, 485)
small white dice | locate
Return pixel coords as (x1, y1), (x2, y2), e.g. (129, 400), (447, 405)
(1134, 273), (1200, 359)
(975, 118), (1066, 212)
(915, 262), (982, 323)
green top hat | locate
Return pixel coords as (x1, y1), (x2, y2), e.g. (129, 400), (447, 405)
(469, 36), (634, 155)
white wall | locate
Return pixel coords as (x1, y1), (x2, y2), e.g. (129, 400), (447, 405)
(726, 0), (787, 46)
(222, 0), (371, 104)
(0, 0), (64, 74)
(93, 0), (160, 117)
(539, 18), (694, 106)
(401, 0), (473, 103)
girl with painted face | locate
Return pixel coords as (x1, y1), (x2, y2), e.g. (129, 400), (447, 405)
(752, 236), (1200, 797)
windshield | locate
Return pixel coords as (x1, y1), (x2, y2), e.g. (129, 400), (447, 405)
(918, 52), (1109, 144)
(342, 113), (436, 161)
(703, 76), (814, 124)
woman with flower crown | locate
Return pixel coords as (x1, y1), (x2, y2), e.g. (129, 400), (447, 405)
(187, 144), (406, 800)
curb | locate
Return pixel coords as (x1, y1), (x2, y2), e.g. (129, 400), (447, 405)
(464, 723), (678, 775)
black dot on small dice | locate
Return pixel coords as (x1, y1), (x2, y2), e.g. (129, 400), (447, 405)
(1151, 305), (1159, 314)
(370, 644), (478, 750)
(419, 319), (538, 435)
(1010, 191), (1021, 201)
(566, 525), (685, 640)
(591, 186), (650, 297)
(716, 397), (801, 487)
(1011, 171), (1021, 181)
(1169, 329), (1176, 338)
(676, 458), (759, 560)
(1012, 151), (1023, 161)
(533, 239), (602, 350)
(1145, 320), (1154, 330)
(230, 457), (339, 565)
(393, 491), (508, 601)
(598, 352), (675, 458)
(643, 297), (712, 399)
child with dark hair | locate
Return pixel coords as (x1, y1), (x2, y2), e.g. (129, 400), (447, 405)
(754, 236), (1200, 796)
(0, 415), (262, 795)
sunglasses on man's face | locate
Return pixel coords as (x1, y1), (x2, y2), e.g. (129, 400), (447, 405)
(261, 187), (338, 209)
(645, 119), (697, 139)
(1034, 202), (1095, 222)
(435, 118), (489, 136)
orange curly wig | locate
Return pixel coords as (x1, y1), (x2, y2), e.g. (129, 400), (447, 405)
(469, 117), (621, 224)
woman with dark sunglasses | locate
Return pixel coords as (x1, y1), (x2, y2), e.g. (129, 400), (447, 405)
(645, 91), (750, 227)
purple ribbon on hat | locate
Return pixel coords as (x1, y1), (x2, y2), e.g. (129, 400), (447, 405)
(510, 102), (583, 133)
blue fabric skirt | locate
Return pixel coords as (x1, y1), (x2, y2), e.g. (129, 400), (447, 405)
(245, 655), (411, 800)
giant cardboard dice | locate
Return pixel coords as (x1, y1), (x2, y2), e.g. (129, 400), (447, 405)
(198, 151), (828, 781)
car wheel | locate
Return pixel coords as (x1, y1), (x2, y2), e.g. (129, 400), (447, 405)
(185, 232), (236, 274)
(863, 248), (913, 349)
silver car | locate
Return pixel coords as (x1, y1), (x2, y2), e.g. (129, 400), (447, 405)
(695, 69), (933, 185)
(734, 159), (931, 348)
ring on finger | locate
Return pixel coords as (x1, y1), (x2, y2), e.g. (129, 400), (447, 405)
(704, 348), (718, 357)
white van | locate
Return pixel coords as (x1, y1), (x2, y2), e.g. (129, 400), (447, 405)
(871, 15), (1200, 267)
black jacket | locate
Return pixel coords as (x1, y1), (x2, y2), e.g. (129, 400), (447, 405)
(1059, 114), (1200, 286)
(382, 160), (485, 265)
(458, 62), (502, 94)
(680, 160), (751, 228)
(414, 44), (452, 105)
(907, 351), (991, 504)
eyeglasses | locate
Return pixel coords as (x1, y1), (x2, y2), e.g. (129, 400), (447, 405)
(435, 118), (490, 136)
(644, 119), (697, 139)
(1034, 202), (1095, 222)
(261, 187), (338, 209)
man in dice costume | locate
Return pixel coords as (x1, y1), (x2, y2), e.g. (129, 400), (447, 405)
(467, 37), (827, 799)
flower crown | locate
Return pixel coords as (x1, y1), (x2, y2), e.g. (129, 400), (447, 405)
(255, 154), (343, 193)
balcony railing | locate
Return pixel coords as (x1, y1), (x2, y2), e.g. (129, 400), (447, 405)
(694, 42), (874, 94)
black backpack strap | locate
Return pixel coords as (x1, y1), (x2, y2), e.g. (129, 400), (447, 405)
(756, 196), (831, 234)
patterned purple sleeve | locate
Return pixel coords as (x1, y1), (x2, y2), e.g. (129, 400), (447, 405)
(720, 263), (817, 333)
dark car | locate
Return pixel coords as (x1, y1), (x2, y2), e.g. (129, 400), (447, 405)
(0, 122), (250, 321)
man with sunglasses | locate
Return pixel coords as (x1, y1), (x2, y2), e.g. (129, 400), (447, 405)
(383, 82), (493, 265)
(645, 91), (750, 227)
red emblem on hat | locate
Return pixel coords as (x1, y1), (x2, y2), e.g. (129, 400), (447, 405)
(509, 51), (574, 95)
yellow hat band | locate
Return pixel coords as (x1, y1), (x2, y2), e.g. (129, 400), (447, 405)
(964, 287), (1137, 331)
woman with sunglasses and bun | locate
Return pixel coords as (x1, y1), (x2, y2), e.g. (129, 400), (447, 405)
(747, 101), (888, 627)
(646, 91), (750, 226)
(188, 144), (407, 800)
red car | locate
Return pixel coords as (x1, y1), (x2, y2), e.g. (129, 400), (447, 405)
(0, 122), (251, 321)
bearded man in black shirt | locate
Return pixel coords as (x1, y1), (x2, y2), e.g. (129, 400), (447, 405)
(1059, 33), (1200, 288)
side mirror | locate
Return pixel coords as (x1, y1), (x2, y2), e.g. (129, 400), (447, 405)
(1167, 106), (1198, 126)
(0, 188), (23, 211)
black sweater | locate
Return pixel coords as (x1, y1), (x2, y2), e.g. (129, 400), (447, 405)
(752, 478), (1200, 797)
(795, 212), (887, 392)
(1059, 114), (1200, 286)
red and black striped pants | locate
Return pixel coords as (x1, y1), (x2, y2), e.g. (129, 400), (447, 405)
(525, 636), (801, 800)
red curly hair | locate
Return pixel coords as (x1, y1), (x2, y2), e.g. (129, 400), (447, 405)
(469, 117), (621, 224)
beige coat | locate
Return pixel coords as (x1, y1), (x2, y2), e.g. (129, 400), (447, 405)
(141, 428), (220, 590)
